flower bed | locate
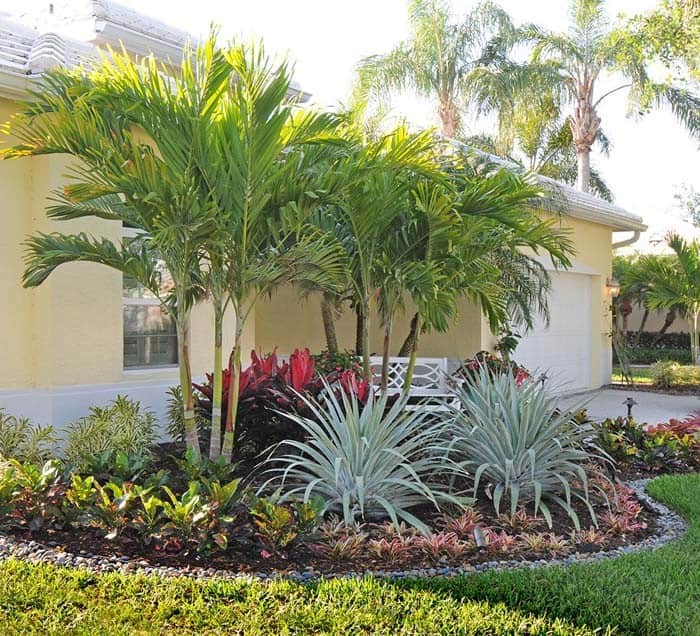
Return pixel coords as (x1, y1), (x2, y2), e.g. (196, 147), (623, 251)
(0, 479), (683, 582)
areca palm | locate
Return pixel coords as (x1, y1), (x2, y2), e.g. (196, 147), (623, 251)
(355, 0), (517, 138)
(629, 234), (700, 365)
(3, 37), (231, 460)
(511, 0), (700, 192)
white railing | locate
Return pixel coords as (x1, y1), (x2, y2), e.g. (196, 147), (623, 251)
(369, 356), (452, 396)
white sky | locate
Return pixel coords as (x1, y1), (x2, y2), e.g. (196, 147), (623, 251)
(13, 0), (700, 240)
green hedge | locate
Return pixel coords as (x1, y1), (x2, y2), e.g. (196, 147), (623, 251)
(614, 347), (692, 365)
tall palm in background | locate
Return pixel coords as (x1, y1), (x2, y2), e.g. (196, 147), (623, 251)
(464, 88), (614, 201)
(355, 0), (517, 137)
(515, 0), (700, 192)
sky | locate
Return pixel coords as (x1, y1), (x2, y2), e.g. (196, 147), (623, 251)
(13, 0), (700, 243)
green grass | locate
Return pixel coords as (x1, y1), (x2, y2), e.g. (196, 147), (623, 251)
(1, 474), (699, 635)
(612, 365), (654, 383)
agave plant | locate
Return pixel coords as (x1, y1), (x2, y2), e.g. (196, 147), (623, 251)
(259, 389), (469, 533)
(446, 369), (608, 529)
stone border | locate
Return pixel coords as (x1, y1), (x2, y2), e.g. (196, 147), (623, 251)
(0, 480), (687, 583)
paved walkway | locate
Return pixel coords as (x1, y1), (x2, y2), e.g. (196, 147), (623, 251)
(559, 388), (700, 424)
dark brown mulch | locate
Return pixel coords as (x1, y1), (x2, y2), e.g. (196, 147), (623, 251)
(4, 492), (659, 577)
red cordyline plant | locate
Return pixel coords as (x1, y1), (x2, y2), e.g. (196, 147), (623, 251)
(194, 349), (372, 459)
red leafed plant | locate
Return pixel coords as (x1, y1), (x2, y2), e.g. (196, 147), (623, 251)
(646, 413), (700, 436)
(193, 349), (372, 459)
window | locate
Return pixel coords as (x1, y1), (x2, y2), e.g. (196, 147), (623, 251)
(122, 231), (178, 369)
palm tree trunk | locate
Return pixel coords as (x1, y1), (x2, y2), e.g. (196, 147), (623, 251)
(398, 312), (419, 357)
(208, 300), (224, 461)
(321, 294), (339, 353)
(380, 318), (393, 393)
(177, 315), (201, 461)
(652, 309), (677, 344)
(403, 315), (422, 393)
(634, 308), (649, 346)
(355, 306), (364, 356)
(360, 300), (372, 382)
(691, 311), (699, 366)
(570, 88), (600, 193)
(437, 96), (459, 138)
(576, 147), (592, 193)
(221, 311), (244, 463)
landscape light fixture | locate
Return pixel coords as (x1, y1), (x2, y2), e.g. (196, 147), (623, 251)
(622, 396), (638, 419)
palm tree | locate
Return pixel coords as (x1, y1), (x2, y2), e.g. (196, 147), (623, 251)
(629, 234), (700, 365)
(395, 150), (574, 372)
(463, 88), (614, 201)
(195, 44), (347, 462)
(513, 0), (700, 192)
(3, 36), (233, 461)
(355, 0), (517, 138)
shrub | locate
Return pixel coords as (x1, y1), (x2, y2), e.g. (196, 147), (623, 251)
(650, 361), (700, 388)
(64, 396), (156, 472)
(0, 410), (57, 465)
(454, 351), (530, 386)
(193, 349), (372, 459)
(0, 458), (67, 532)
(313, 349), (363, 376)
(447, 370), (608, 529)
(259, 390), (469, 533)
(615, 347), (692, 365)
(595, 416), (699, 472)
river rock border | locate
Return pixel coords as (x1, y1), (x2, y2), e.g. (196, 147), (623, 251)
(0, 479), (687, 583)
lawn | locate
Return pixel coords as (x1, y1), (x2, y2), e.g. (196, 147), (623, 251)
(0, 474), (698, 635)
(611, 365), (654, 384)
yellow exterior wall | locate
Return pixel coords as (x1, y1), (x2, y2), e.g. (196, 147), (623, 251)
(0, 97), (241, 391)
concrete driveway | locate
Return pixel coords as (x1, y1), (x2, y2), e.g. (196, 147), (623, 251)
(559, 388), (700, 424)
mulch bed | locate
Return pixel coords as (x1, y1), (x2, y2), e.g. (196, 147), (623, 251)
(2, 489), (660, 577)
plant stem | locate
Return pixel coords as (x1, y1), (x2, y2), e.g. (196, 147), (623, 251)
(221, 311), (243, 463)
(177, 315), (201, 461)
(380, 318), (393, 394)
(321, 293), (339, 353)
(403, 314), (422, 392)
(208, 300), (224, 461)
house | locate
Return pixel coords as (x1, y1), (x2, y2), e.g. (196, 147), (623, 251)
(0, 1), (647, 432)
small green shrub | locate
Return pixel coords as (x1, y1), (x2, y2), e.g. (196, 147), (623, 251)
(595, 416), (699, 472)
(64, 396), (156, 472)
(0, 409), (57, 465)
(650, 360), (700, 388)
(447, 370), (609, 529)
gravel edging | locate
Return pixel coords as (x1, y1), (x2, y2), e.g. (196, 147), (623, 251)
(0, 480), (687, 584)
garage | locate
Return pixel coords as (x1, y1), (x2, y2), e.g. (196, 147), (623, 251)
(515, 271), (593, 393)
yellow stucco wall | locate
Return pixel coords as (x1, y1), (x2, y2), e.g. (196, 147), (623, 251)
(0, 97), (243, 390)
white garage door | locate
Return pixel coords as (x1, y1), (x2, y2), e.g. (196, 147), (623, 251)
(516, 271), (592, 393)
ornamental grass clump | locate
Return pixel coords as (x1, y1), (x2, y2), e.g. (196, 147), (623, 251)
(259, 389), (469, 533)
(447, 369), (608, 529)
